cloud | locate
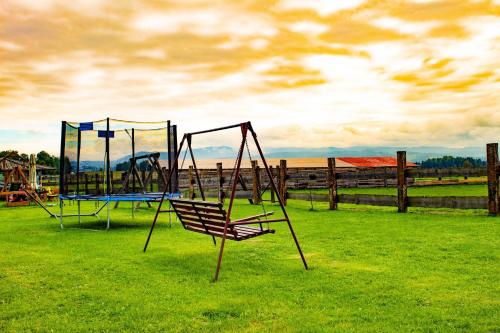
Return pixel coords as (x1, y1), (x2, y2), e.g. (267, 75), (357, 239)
(0, 40), (23, 50)
(5, 0), (108, 14)
(288, 21), (329, 35)
(277, 0), (368, 16)
(131, 7), (277, 37)
(371, 17), (439, 35)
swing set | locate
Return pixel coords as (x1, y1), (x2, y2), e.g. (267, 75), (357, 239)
(144, 121), (308, 281)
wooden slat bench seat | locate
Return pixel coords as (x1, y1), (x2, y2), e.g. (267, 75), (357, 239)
(169, 198), (277, 241)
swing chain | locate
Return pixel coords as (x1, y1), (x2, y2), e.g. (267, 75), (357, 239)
(245, 138), (269, 229)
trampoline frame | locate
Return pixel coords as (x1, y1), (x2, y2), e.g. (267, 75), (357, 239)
(58, 192), (181, 229)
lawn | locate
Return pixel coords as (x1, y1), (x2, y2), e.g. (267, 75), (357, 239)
(290, 184), (488, 197)
(0, 199), (499, 332)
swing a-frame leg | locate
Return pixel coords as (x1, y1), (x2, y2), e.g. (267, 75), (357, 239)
(213, 124), (248, 282)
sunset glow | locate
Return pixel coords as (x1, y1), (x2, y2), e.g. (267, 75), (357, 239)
(1, 0), (499, 153)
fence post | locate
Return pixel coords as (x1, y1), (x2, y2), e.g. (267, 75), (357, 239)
(397, 151), (408, 213)
(216, 162), (224, 204)
(269, 166), (275, 203)
(251, 160), (261, 205)
(383, 167), (388, 187)
(188, 165), (195, 199)
(279, 159), (287, 206)
(275, 165), (280, 194)
(327, 157), (338, 210)
(486, 143), (499, 216)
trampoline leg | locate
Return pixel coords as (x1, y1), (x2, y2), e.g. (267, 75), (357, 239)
(78, 201), (81, 225)
(169, 202), (172, 228)
(132, 201), (135, 218)
(106, 199), (110, 230)
(59, 199), (64, 229)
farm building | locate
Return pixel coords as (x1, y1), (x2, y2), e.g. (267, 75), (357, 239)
(236, 156), (418, 169)
(335, 157), (417, 169)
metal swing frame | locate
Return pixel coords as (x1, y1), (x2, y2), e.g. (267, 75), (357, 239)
(143, 121), (308, 281)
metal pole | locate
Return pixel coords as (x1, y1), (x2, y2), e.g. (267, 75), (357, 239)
(214, 123), (248, 282)
(107, 199), (110, 230)
(132, 128), (135, 192)
(167, 121), (172, 193)
(189, 123), (245, 136)
(132, 127), (135, 218)
(173, 125), (179, 192)
(77, 128), (82, 225)
(106, 118), (111, 196)
(59, 199), (64, 229)
(106, 118), (111, 229)
(59, 121), (66, 229)
(76, 128), (81, 193)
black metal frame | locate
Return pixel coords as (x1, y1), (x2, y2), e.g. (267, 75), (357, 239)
(143, 121), (308, 281)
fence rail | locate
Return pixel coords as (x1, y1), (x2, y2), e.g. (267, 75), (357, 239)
(287, 193), (488, 209)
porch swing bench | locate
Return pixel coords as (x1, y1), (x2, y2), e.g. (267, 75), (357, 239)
(144, 122), (308, 281)
(169, 198), (281, 241)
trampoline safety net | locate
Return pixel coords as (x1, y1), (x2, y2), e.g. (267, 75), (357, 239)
(59, 118), (179, 197)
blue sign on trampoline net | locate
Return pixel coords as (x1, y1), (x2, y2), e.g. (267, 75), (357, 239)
(98, 130), (114, 138)
(79, 122), (93, 131)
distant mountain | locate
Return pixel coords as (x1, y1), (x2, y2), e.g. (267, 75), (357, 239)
(76, 146), (485, 170)
(264, 146), (485, 162)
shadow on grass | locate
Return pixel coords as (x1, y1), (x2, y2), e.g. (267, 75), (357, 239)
(59, 219), (164, 231)
(140, 240), (306, 283)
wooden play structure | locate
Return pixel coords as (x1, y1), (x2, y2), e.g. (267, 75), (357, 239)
(143, 122), (308, 281)
(1, 163), (31, 207)
(114, 152), (168, 209)
(0, 153), (57, 217)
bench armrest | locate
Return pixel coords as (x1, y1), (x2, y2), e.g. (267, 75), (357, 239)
(231, 211), (274, 223)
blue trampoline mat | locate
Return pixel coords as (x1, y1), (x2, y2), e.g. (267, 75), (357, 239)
(60, 192), (181, 202)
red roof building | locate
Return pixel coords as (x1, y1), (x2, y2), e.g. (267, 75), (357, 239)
(335, 157), (417, 168)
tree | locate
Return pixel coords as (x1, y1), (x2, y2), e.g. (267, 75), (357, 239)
(20, 153), (29, 162)
(36, 151), (59, 168)
(115, 161), (130, 171)
(463, 160), (473, 168)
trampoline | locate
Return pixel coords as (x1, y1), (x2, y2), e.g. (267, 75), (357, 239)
(59, 118), (180, 229)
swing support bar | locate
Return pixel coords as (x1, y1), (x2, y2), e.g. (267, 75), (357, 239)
(143, 121), (308, 281)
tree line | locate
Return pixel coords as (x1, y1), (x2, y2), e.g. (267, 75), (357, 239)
(418, 156), (486, 168)
(0, 150), (60, 169)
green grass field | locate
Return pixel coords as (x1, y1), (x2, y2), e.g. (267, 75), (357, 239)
(0, 198), (499, 332)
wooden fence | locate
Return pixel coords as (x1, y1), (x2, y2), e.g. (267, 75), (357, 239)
(43, 143), (500, 215)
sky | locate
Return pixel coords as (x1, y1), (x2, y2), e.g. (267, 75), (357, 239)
(0, 0), (499, 155)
